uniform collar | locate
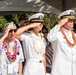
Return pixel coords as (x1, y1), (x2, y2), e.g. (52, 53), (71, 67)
(62, 27), (71, 33)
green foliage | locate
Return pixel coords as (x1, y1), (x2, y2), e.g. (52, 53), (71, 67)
(12, 14), (19, 23)
(0, 16), (7, 32)
(0, 13), (59, 32)
(44, 13), (59, 31)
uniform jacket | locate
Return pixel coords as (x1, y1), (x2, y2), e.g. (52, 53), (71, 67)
(47, 25), (76, 75)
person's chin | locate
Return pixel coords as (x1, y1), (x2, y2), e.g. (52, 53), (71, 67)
(11, 37), (15, 40)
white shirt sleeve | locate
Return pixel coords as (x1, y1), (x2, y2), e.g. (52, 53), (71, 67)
(47, 24), (61, 42)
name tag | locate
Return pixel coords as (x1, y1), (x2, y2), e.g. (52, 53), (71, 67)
(8, 64), (13, 73)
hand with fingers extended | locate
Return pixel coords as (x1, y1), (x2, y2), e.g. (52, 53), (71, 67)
(30, 23), (42, 28)
(3, 28), (10, 38)
(58, 18), (68, 26)
(0, 28), (10, 45)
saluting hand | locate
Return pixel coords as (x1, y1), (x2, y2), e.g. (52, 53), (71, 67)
(30, 23), (41, 28)
(58, 18), (68, 26)
(3, 28), (10, 38)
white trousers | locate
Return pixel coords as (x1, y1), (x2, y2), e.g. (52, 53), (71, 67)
(23, 59), (45, 75)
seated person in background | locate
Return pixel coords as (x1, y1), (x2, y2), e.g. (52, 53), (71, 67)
(42, 26), (53, 75)
(0, 22), (24, 75)
(16, 14), (29, 28)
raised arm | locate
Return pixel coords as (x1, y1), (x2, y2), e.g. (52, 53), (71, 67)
(0, 29), (9, 45)
(15, 23), (41, 36)
(47, 18), (68, 42)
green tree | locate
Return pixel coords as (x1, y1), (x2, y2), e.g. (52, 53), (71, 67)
(0, 16), (7, 32)
(0, 13), (59, 32)
(44, 13), (59, 31)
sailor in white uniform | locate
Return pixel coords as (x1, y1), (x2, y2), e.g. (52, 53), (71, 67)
(47, 9), (76, 75)
(15, 13), (46, 75)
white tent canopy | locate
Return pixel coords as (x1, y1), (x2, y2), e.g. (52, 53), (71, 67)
(0, 0), (76, 15)
(43, 0), (76, 11)
(0, 0), (61, 15)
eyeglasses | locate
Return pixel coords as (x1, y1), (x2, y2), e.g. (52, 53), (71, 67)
(9, 29), (17, 33)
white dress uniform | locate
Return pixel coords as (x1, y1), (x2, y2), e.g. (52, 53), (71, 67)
(47, 24), (76, 75)
(21, 32), (46, 75)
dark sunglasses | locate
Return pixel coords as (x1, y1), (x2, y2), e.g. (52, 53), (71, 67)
(9, 29), (17, 33)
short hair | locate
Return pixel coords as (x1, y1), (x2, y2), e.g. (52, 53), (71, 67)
(42, 25), (48, 32)
(18, 14), (28, 21)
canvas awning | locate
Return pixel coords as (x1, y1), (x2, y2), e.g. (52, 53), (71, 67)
(0, 0), (76, 15)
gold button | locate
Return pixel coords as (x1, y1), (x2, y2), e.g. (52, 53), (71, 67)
(39, 60), (42, 63)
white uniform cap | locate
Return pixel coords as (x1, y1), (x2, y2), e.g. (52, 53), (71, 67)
(28, 13), (44, 23)
(58, 9), (75, 19)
